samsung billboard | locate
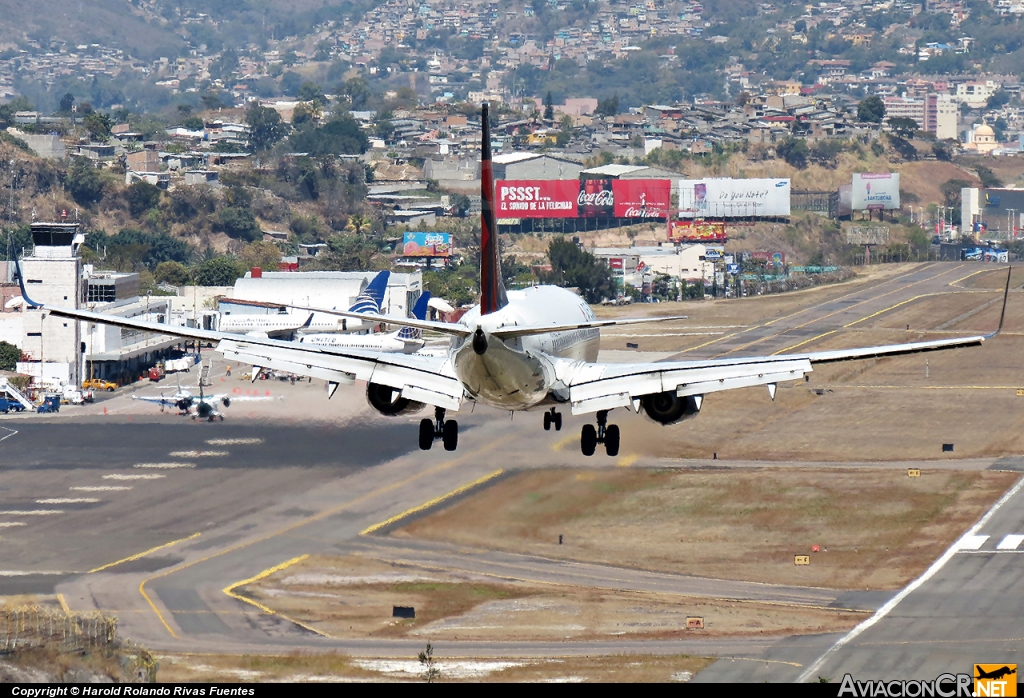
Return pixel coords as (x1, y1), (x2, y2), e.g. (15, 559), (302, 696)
(678, 178), (791, 219)
(851, 173), (900, 211)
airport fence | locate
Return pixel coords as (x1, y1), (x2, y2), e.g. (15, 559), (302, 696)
(0, 606), (117, 653)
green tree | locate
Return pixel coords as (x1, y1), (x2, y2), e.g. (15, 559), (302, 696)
(544, 91), (554, 121)
(544, 238), (613, 303)
(83, 111), (113, 141)
(776, 137), (809, 169)
(183, 116), (204, 131)
(857, 96), (886, 123)
(932, 139), (956, 161)
(245, 103), (288, 153)
(887, 117), (918, 138)
(940, 178), (972, 208)
(311, 233), (379, 270)
(296, 82), (326, 105)
(217, 207), (261, 242)
(289, 114), (369, 155)
(154, 260), (191, 286)
(423, 268), (475, 306)
(66, 157), (105, 206)
(0, 340), (20, 371)
(194, 257), (246, 286)
(595, 94), (619, 117)
(418, 642), (440, 683)
(58, 92), (75, 115)
(125, 180), (161, 217)
(340, 77), (373, 110)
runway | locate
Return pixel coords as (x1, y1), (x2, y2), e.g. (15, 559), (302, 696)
(0, 261), (1019, 679)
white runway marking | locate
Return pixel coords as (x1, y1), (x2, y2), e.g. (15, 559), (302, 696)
(71, 486), (131, 492)
(0, 510), (64, 516)
(997, 534), (1024, 550)
(133, 462), (195, 469)
(36, 498), (99, 504)
(206, 438), (263, 446)
(0, 426), (18, 443)
(957, 535), (990, 550)
(0, 570), (66, 576)
(0, 523), (27, 528)
(103, 474), (166, 480)
(169, 450), (227, 458)
(797, 474), (1024, 682)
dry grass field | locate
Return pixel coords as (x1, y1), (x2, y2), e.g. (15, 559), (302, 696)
(239, 553), (865, 642)
(396, 468), (1016, 590)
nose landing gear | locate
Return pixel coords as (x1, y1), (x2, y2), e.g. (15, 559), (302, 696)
(419, 406), (459, 451)
(543, 407), (562, 432)
(581, 410), (619, 457)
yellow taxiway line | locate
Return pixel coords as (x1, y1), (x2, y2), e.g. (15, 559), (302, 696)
(89, 532), (201, 574)
(360, 468), (505, 536)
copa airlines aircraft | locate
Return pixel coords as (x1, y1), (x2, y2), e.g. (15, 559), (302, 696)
(297, 291), (432, 355)
(217, 270), (391, 337)
(18, 105), (1007, 456)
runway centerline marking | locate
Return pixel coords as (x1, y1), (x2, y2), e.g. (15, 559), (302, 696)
(104, 474), (165, 480)
(134, 462), (196, 469)
(36, 498), (99, 504)
(89, 532), (202, 574)
(360, 469), (505, 536)
(0, 510), (63, 516)
(206, 438), (263, 446)
(0, 522), (26, 528)
(138, 433), (517, 639)
(796, 473), (1024, 683)
(71, 486), (132, 492)
(168, 451), (228, 458)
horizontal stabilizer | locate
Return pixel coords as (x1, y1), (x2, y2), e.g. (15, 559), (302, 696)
(283, 303), (472, 338)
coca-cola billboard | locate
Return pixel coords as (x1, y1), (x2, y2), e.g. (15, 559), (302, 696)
(613, 179), (671, 219)
(578, 178), (614, 217)
(495, 180), (578, 218)
(669, 220), (728, 243)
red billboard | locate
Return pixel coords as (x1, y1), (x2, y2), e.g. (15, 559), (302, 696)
(669, 220), (728, 243)
(613, 179), (671, 218)
(578, 178), (614, 218)
(495, 180), (578, 218)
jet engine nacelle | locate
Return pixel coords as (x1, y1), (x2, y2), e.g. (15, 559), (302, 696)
(221, 397), (231, 408)
(366, 382), (425, 416)
(640, 392), (702, 425)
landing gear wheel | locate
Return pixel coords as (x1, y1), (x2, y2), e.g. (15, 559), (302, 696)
(543, 412), (552, 431)
(604, 424), (620, 457)
(581, 424), (597, 457)
(418, 418), (434, 451)
(442, 420), (459, 451)
(553, 412), (562, 431)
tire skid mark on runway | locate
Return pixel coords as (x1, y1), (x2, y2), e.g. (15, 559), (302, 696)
(796, 473), (1024, 683)
(138, 433), (517, 639)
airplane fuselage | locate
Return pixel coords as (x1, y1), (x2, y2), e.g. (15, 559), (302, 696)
(450, 286), (600, 411)
(298, 332), (420, 354)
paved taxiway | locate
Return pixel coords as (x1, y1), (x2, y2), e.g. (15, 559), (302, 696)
(0, 261), (1018, 679)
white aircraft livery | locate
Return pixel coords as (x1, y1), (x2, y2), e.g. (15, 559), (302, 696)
(18, 104), (1007, 456)
(298, 291), (432, 354)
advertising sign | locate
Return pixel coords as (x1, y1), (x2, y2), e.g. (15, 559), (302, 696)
(704, 248), (723, 261)
(608, 257), (624, 270)
(402, 232), (452, 257)
(578, 178), (614, 218)
(669, 220), (728, 242)
(750, 251), (786, 268)
(727, 263), (740, 274)
(852, 173), (900, 211)
(678, 178), (791, 218)
(612, 179), (671, 218)
(495, 180), (578, 218)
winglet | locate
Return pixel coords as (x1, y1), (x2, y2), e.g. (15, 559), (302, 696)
(986, 265), (1011, 340)
(301, 313), (314, 329)
(13, 259), (42, 309)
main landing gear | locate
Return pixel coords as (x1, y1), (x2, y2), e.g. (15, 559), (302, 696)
(580, 410), (619, 457)
(419, 406), (458, 452)
(543, 407), (562, 432)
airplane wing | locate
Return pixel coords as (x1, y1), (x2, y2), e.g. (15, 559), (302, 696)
(563, 269), (1010, 416)
(17, 270), (466, 412)
(132, 395), (179, 407)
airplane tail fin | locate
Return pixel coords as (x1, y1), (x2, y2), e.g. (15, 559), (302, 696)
(349, 270), (391, 314)
(397, 291), (431, 341)
(479, 103), (507, 316)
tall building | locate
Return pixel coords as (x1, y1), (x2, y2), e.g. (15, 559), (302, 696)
(882, 93), (958, 140)
(17, 222), (84, 388)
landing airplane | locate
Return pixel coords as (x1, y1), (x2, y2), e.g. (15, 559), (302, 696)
(297, 291), (432, 354)
(17, 104), (1008, 456)
(218, 270), (391, 337)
